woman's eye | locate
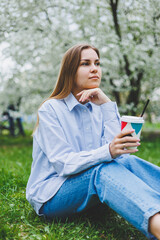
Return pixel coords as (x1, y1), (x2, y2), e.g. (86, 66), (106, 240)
(81, 62), (89, 66)
(80, 61), (100, 66)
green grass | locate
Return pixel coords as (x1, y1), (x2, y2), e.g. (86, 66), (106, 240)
(143, 121), (160, 130)
(0, 132), (160, 240)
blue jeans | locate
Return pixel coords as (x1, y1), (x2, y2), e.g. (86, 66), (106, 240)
(40, 155), (160, 239)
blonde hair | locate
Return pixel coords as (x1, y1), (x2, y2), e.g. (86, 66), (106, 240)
(33, 43), (100, 133)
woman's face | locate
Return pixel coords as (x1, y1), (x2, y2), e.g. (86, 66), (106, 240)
(73, 48), (101, 95)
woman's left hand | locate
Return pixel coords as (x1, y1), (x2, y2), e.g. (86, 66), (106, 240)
(77, 88), (111, 105)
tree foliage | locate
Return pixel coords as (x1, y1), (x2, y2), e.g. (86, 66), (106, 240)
(0, 0), (160, 117)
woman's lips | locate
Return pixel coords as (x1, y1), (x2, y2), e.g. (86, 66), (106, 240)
(89, 76), (99, 79)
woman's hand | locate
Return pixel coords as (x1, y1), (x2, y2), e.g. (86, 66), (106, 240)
(109, 129), (141, 159)
(77, 88), (111, 105)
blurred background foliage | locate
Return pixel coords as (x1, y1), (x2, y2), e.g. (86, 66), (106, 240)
(0, 0), (160, 122)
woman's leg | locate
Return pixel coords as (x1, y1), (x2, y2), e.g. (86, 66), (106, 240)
(92, 161), (160, 239)
(115, 155), (160, 193)
(40, 158), (160, 239)
(114, 155), (160, 239)
(39, 167), (100, 219)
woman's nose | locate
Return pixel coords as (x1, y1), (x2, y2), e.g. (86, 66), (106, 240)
(90, 64), (98, 72)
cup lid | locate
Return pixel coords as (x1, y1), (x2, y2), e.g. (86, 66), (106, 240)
(121, 115), (144, 123)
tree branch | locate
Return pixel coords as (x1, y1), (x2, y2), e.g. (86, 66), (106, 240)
(109, 78), (120, 104)
(153, 15), (159, 47)
(127, 70), (144, 114)
(110, 0), (121, 40)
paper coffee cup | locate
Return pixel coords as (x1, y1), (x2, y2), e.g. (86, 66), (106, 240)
(121, 116), (144, 149)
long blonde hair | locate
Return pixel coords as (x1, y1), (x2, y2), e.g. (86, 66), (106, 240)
(33, 43), (100, 132)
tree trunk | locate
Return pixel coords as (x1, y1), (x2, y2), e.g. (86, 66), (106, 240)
(109, 0), (143, 115)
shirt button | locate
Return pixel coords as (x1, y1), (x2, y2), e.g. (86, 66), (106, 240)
(88, 144), (92, 148)
(86, 127), (89, 130)
(83, 109), (87, 112)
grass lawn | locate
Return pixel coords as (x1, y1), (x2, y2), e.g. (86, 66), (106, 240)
(0, 132), (160, 240)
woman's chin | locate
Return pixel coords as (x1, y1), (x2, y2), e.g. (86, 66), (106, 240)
(87, 85), (100, 89)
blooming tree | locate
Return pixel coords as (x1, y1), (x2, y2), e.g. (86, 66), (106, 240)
(0, 0), (160, 118)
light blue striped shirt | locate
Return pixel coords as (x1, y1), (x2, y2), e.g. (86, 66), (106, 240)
(26, 93), (121, 214)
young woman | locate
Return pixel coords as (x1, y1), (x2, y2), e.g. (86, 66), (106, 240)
(26, 44), (160, 239)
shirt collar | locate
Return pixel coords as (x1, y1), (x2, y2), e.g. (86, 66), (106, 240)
(64, 93), (92, 112)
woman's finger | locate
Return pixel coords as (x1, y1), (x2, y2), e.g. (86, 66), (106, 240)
(79, 89), (98, 102)
(120, 142), (140, 149)
(116, 129), (137, 139)
(79, 91), (91, 102)
(77, 88), (111, 105)
(117, 148), (139, 155)
(119, 136), (140, 143)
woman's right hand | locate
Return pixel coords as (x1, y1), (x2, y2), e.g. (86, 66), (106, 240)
(77, 88), (111, 105)
(109, 129), (141, 159)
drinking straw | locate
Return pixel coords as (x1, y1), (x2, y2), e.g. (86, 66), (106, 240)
(140, 99), (150, 117)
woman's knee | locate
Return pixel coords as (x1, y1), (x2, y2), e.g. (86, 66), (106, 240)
(115, 154), (145, 171)
(93, 161), (122, 188)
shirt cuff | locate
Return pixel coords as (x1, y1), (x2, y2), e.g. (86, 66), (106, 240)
(98, 143), (113, 162)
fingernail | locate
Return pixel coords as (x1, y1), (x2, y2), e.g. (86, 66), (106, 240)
(137, 142), (141, 146)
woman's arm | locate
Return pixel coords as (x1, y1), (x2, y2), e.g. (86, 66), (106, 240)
(35, 107), (113, 177)
(77, 88), (140, 158)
